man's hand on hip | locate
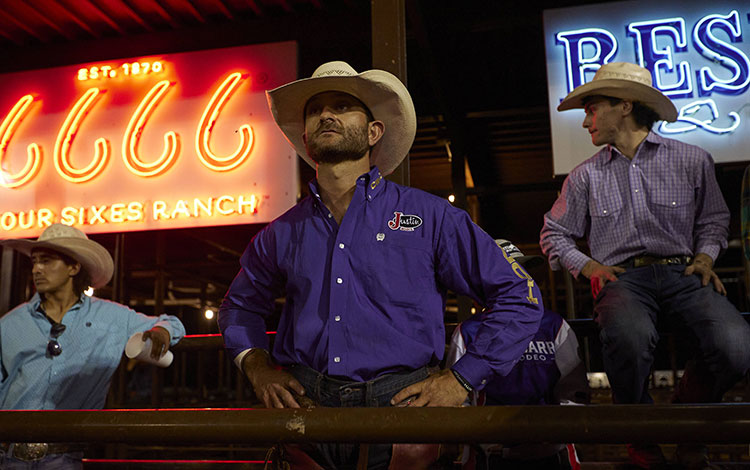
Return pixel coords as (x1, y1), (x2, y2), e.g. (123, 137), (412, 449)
(684, 253), (726, 295)
(390, 368), (468, 407)
(242, 349), (306, 408)
(581, 260), (625, 298)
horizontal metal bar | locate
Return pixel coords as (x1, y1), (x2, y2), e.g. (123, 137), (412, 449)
(2, 405), (750, 444)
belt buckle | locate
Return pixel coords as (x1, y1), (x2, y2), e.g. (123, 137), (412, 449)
(13, 443), (49, 462)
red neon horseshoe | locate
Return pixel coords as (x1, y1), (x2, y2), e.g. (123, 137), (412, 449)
(122, 80), (179, 177)
(196, 73), (254, 172)
(54, 88), (110, 184)
(0, 95), (42, 189)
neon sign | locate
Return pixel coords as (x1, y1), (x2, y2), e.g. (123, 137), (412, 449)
(553, 9), (748, 136)
(0, 41), (298, 238)
(544, 2), (750, 175)
(77, 61), (165, 81)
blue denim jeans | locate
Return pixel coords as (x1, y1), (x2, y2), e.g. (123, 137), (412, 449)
(595, 264), (750, 404)
(287, 365), (431, 470)
(0, 451), (82, 470)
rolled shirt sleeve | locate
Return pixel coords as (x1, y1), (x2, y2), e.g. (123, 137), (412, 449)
(437, 207), (543, 390)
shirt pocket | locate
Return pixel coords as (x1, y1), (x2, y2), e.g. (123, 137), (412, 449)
(365, 233), (434, 307)
(588, 190), (624, 219)
(648, 191), (694, 234)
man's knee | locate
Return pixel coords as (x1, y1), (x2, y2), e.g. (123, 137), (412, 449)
(712, 327), (750, 376)
(599, 321), (659, 360)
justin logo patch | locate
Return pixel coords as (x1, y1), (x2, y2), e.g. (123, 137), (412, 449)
(388, 211), (422, 231)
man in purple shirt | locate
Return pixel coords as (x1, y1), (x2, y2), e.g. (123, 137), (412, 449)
(540, 62), (750, 469)
(218, 61), (543, 469)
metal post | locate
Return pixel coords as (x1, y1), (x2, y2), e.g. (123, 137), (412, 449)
(0, 246), (14, 315)
(371, 0), (409, 187)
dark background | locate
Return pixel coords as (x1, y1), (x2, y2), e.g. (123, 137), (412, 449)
(1, 0), (747, 316)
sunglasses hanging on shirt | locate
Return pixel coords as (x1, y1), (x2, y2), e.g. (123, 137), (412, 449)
(47, 323), (66, 357)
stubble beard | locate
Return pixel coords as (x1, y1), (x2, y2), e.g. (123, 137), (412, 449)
(306, 122), (370, 165)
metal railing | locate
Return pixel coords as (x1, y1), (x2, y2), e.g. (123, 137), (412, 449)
(2, 405), (750, 444)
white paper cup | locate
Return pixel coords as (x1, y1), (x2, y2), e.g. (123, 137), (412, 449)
(125, 332), (174, 367)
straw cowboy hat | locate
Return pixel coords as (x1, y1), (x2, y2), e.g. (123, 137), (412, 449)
(266, 61), (417, 175)
(1, 224), (114, 288)
(557, 62), (678, 122)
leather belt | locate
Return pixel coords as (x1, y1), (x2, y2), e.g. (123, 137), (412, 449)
(0, 442), (85, 462)
(619, 255), (692, 269)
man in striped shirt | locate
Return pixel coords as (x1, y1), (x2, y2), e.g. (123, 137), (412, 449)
(540, 62), (750, 470)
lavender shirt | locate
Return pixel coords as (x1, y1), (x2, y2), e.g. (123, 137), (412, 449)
(219, 167), (542, 389)
(540, 132), (729, 278)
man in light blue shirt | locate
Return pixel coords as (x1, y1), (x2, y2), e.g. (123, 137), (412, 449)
(0, 223), (185, 468)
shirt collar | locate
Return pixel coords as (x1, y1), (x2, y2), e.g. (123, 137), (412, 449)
(605, 131), (662, 163)
(358, 166), (386, 202)
(307, 166), (386, 205)
(32, 292), (87, 319)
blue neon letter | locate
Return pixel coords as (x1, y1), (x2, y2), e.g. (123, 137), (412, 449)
(556, 28), (618, 93)
(627, 18), (693, 99)
(693, 10), (750, 97)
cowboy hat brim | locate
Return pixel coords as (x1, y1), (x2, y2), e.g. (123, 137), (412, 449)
(557, 78), (678, 122)
(1, 237), (114, 288)
(267, 69), (417, 175)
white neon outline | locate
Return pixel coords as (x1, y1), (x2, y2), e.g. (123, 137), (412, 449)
(693, 10), (750, 95)
(627, 17), (693, 97)
(659, 99), (741, 135)
(556, 28), (618, 93)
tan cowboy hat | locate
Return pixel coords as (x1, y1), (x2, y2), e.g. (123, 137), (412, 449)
(1, 224), (114, 288)
(557, 62), (678, 122)
(266, 61), (417, 175)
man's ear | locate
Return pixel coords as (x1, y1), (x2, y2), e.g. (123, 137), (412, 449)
(621, 100), (634, 116)
(68, 262), (81, 277)
(368, 120), (385, 147)
(302, 132), (308, 145)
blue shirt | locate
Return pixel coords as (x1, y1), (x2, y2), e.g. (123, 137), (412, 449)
(219, 167), (543, 389)
(541, 132), (729, 277)
(0, 294), (185, 410)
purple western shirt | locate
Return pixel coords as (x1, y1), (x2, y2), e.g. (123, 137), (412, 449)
(540, 132), (729, 278)
(219, 167), (543, 389)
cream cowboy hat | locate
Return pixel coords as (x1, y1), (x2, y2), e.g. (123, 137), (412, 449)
(1, 224), (114, 288)
(266, 61), (417, 175)
(557, 62), (678, 122)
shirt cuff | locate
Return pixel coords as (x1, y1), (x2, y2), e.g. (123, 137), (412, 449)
(450, 352), (494, 391)
(695, 244), (721, 262)
(153, 320), (182, 346)
(562, 251), (593, 279)
(233, 348), (253, 369)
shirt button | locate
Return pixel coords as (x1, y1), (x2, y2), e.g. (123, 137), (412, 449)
(336, 278), (343, 284)
(634, 189), (639, 193)
(481, 379), (487, 385)
(334, 357), (341, 363)
(632, 163), (636, 167)
(671, 201), (677, 206)
(328, 213), (333, 218)
(602, 210), (608, 214)
(367, 195), (372, 200)
(335, 315), (341, 321)
(339, 243), (345, 249)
